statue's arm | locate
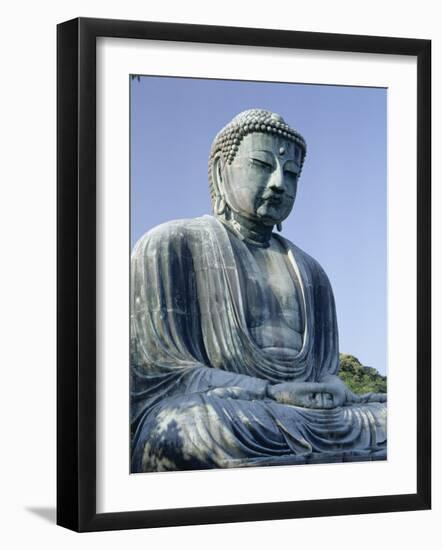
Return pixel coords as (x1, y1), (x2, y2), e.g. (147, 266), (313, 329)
(131, 222), (271, 402)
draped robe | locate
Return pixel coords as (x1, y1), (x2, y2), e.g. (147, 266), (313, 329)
(130, 215), (387, 472)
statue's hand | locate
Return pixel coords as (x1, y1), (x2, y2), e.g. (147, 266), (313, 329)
(267, 377), (387, 409)
(320, 375), (387, 406)
(267, 381), (343, 409)
(347, 391), (387, 404)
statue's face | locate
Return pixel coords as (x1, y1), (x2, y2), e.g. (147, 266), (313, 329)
(220, 132), (301, 226)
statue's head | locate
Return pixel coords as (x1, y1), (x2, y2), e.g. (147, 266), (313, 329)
(208, 109), (307, 227)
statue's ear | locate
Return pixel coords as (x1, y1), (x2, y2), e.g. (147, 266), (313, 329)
(211, 152), (229, 217)
(212, 152), (225, 197)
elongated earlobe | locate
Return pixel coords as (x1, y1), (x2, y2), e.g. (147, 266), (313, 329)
(215, 195), (227, 215)
(212, 153), (231, 219)
(277, 222), (282, 232)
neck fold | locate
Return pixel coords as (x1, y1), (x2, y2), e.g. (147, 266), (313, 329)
(220, 211), (274, 248)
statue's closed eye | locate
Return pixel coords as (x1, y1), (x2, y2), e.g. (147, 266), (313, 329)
(249, 157), (273, 170)
(283, 161), (299, 178)
(284, 169), (298, 177)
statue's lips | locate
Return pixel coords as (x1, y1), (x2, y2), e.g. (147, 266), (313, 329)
(262, 195), (283, 206)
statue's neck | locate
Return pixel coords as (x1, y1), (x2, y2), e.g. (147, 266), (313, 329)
(220, 211), (274, 248)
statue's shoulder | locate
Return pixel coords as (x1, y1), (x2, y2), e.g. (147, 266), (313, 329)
(132, 215), (213, 256)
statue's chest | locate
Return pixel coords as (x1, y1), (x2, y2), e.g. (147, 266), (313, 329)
(238, 238), (304, 336)
(247, 243), (298, 309)
(225, 232), (304, 351)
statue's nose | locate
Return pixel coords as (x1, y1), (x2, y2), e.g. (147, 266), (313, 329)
(268, 164), (285, 193)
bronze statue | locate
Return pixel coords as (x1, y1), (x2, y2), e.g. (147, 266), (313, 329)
(130, 109), (387, 472)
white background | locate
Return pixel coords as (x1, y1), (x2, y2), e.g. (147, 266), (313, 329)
(0, 0), (439, 548)
(97, 39), (416, 512)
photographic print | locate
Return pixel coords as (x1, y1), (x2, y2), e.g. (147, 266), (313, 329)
(57, 17), (430, 531)
(129, 75), (388, 473)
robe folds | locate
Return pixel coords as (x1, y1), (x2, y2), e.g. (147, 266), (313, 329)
(130, 215), (387, 472)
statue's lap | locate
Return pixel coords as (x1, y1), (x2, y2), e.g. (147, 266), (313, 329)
(134, 392), (387, 472)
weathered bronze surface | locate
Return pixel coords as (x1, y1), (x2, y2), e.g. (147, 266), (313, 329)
(130, 109), (387, 472)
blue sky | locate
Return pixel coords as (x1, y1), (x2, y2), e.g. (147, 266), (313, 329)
(131, 76), (387, 375)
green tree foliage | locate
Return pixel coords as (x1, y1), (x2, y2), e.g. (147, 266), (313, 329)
(338, 354), (387, 394)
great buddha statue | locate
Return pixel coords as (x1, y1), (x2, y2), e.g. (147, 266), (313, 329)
(130, 108), (387, 472)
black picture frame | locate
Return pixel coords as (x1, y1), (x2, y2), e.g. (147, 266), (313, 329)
(57, 17), (431, 532)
